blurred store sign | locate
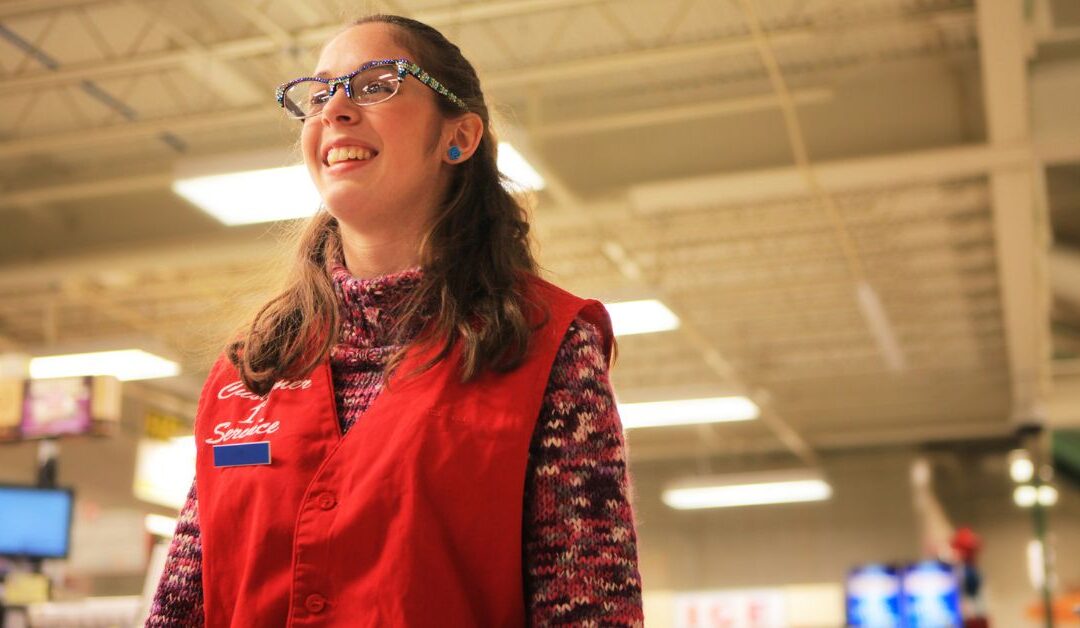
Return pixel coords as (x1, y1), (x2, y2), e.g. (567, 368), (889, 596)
(674, 589), (785, 628)
(23, 377), (91, 438)
(143, 411), (189, 441)
(133, 436), (195, 510)
(2, 572), (50, 606)
(900, 561), (962, 627)
(1025, 589), (1080, 623)
(846, 561), (962, 628)
(847, 564), (902, 627)
(645, 585), (842, 628)
(0, 378), (22, 439)
(0, 376), (120, 442)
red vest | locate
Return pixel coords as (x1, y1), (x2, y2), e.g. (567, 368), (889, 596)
(194, 276), (613, 627)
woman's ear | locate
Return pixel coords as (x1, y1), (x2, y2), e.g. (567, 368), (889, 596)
(442, 112), (484, 163)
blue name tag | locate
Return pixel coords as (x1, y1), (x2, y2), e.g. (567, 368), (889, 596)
(213, 442), (271, 467)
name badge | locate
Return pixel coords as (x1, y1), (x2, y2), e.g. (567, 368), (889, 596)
(213, 441), (271, 468)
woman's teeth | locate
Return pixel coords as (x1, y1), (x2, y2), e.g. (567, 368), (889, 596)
(327, 147), (376, 165)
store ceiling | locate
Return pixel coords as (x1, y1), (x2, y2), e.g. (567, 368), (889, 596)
(1, 0), (1077, 465)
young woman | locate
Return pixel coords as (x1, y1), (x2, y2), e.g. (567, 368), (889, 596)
(147, 14), (643, 627)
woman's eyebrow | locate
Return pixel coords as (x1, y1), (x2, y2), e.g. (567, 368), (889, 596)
(313, 62), (371, 79)
(313, 59), (389, 79)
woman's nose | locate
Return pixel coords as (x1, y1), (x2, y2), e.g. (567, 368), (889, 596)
(322, 88), (358, 125)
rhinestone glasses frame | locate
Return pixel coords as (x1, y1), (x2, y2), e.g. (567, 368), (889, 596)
(275, 57), (469, 119)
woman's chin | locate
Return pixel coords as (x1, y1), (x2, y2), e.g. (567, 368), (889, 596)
(323, 196), (390, 227)
(322, 187), (371, 211)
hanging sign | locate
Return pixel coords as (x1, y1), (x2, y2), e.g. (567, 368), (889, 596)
(674, 588), (786, 628)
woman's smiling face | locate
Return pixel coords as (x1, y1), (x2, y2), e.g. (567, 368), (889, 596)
(301, 23), (448, 236)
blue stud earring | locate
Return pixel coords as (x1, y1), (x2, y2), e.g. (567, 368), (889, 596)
(448, 146), (462, 161)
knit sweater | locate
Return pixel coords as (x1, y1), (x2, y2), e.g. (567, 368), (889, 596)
(146, 265), (644, 626)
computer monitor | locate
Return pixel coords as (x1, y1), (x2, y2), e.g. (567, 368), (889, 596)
(0, 485), (74, 559)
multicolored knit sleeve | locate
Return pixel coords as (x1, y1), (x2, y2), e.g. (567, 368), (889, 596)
(145, 481), (205, 627)
(523, 315), (645, 626)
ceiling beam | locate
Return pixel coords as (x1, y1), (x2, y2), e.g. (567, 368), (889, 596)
(0, 108), (277, 158)
(3, 137), (1076, 213)
(0, 87), (831, 162)
(976, 0), (1051, 427)
(1051, 245), (1080, 307)
(533, 88), (833, 137)
(0, 9), (986, 165)
(625, 419), (1013, 462)
(225, 0), (297, 50)
(410, 0), (606, 23)
(0, 230), (286, 288)
(0, 172), (173, 206)
(0, 0), (102, 18)
(628, 140), (1080, 212)
(0, 6), (973, 95)
(0, 0), (606, 93)
(119, 0), (264, 108)
(483, 28), (815, 89)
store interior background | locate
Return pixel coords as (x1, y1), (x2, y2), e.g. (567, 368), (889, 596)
(1, 0), (1079, 625)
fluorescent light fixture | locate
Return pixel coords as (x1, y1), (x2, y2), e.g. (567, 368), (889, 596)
(145, 514), (178, 538)
(1008, 450), (1034, 483)
(30, 349), (180, 381)
(1037, 485), (1058, 507)
(605, 299), (680, 336)
(497, 142), (545, 191)
(1027, 540), (1045, 589)
(855, 281), (906, 371)
(175, 143), (543, 223)
(663, 470), (833, 510)
(1013, 485), (1037, 508)
(173, 164), (319, 225)
(617, 396), (759, 429)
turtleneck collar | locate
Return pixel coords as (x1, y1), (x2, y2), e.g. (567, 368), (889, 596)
(329, 261), (424, 366)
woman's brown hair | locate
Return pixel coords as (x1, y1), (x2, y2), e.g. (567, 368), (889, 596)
(228, 14), (541, 396)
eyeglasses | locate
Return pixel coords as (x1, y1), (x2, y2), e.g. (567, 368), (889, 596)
(276, 58), (468, 119)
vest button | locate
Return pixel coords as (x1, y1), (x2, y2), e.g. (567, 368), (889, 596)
(305, 593), (327, 613)
(317, 492), (336, 510)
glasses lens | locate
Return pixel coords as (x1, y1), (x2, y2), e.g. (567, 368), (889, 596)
(281, 80), (328, 119)
(350, 64), (400, 106)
